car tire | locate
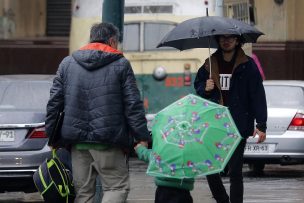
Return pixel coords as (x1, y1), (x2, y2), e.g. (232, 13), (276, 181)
(248, 163), (265, 174)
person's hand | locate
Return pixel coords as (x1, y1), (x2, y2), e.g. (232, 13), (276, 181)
(48, 144), (59, 150)
(134, 141), (148, 150)
(205, 79), (215, 92)
(139, 141), (148, 148)
(134, 143), (141, 151)
(49, 146), (55, 151)
(252, 128), (266, 143)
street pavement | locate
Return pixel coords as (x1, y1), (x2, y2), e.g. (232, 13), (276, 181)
(127, 158), (304, 203)
(0, 158), (304, 202)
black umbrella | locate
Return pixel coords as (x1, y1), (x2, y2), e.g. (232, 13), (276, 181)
(157, 16), (264, 50)
(157, 16), (263, 77)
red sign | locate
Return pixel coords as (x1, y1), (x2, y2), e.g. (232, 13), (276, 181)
(165, 77), (184, 87)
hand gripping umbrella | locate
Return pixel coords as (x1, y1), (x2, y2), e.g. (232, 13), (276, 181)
(146, 94), (242, 179)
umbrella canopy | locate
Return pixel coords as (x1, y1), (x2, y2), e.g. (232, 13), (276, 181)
(147, 94), (242, 179)
(157, 16), (264, 50)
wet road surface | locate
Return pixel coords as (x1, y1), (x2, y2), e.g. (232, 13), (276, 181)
(0, 158), (303, 203)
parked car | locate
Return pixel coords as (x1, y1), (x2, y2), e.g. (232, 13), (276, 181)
(0, 75), (54, 192)
(244, 80), (304, 173)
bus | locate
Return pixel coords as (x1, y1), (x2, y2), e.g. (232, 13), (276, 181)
(69, 0), (252, 129)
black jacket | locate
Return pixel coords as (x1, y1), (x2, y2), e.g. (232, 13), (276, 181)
(45, 43), (150, 148)
(194, 49), (267, 138)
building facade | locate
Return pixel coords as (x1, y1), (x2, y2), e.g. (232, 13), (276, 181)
(0, 0), (303, 80)
(253, 0), (304, 80)
(0, 0), (70, 74)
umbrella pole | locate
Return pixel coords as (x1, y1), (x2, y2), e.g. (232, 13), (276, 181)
(208, 37), (212, 78)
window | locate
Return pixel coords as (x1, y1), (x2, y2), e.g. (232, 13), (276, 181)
(0, 81), (52, 110)
(123, 23), (140, 51)
(224, 2), (250, 23)
(123, 22), (175, 52)
(124, 5), (173, 14)
(124, 6), (142, 14)
(144, 23), (175, 51)
(143, 6), (173, 14)
(265, 86), (304, 108)
(249, 0), (256, 25)
(47, 0), (71, 36)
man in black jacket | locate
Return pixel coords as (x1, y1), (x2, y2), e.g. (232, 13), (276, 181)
(194, 35), (267, 203)
(46, 23), (150, 203)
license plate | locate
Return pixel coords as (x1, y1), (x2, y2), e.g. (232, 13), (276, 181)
(245, 143), (276, 154)
(0, 130), (15, 142)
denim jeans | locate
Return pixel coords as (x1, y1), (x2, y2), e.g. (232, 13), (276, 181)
(206, 139), (247, 203)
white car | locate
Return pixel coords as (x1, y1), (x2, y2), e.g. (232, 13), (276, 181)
(244, 80), (304, 173)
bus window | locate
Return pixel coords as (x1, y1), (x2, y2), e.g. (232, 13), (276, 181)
(143, 6), (173, 14)
(124, 6), (142, 14)
(144, 22), (175, 51)
(125, 5), (173, 14)
(123, 23), (140, 51)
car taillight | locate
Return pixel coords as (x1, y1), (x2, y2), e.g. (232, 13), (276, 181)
(28, 127), (48, 139)
(288, 113), (304, 131)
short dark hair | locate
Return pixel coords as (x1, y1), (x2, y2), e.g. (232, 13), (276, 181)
(89, 22), (120, 44)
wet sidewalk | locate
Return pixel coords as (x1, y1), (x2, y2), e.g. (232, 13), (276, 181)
(127, 170), (214, 203)
(127, 158), (215, 203)
(127, 158), (304, 203)
(1, 158), (304, 202)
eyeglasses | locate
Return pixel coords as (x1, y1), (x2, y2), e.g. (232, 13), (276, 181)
(219, 35), (237, 42)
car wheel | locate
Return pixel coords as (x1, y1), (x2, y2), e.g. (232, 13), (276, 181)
(248, 163), (265, 174)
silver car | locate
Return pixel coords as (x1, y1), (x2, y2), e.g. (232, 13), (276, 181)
(244, 80), (304, 173)
(0, 75), (54, 192)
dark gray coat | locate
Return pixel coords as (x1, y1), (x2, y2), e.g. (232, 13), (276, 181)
(45, 43), (150, 148)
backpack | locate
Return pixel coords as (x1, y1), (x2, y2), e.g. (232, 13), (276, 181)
(33, 149), (75, 203)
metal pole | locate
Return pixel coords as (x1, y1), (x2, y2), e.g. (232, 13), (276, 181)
(102, 0), (125, 44)
(204, 0), (209, 16)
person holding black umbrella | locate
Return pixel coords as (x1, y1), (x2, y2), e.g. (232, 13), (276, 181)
(156, 15), (267, 203)
(194, 34), (267, 203)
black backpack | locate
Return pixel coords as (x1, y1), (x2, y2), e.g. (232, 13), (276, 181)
(33, 149), (75, 203)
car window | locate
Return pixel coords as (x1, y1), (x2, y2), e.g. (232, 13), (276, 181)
(0, 81), (52, 110)
(264, 85), (304, 108)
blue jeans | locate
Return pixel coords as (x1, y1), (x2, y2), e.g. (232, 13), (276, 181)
(206, 139), (247, 203)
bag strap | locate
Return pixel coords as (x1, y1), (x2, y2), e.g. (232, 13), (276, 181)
(50, 149), (73, 197)
(52, 149), (57, 158)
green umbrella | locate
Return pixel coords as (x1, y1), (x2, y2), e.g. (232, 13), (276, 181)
(147, 94), (242, 179)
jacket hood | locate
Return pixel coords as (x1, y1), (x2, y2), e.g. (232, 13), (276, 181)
(72, 43), (123, 71)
